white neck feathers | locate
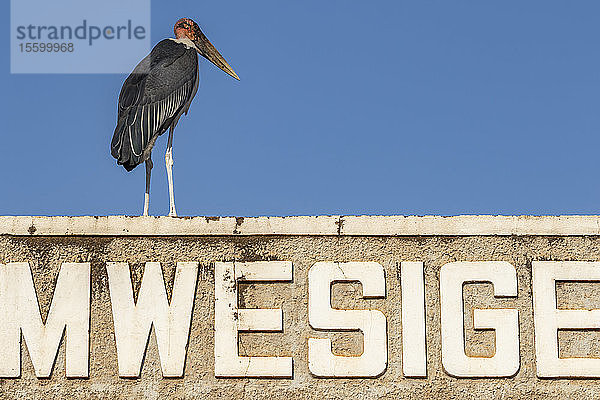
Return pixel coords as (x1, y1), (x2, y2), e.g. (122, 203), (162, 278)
(169, 37), (197, 51)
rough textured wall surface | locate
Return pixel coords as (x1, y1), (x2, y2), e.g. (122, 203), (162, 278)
(1, 231), (600, 399)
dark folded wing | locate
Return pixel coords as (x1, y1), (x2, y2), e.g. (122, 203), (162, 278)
(111, 39), (199, 171)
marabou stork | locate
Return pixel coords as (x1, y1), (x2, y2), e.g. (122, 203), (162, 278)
(111, 18), (239, 216)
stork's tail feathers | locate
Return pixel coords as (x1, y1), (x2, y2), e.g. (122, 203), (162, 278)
(111, 119), (141, 172)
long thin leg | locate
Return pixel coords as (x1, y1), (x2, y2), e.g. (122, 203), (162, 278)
(166, 126), (177, 217)
(143, 158), (153, 216)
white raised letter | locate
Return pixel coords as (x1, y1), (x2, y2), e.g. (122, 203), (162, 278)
(440, 261), (519, 377)
(214, 261), (293, 378)
(308, 262), (387, 377)
(401, 261), (427, 377)
(107, 262), (198, 378)
(0, 262), (90, 378)
(533, 261), (600, 377)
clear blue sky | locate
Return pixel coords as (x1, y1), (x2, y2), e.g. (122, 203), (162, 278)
(2, 1), (600, 216)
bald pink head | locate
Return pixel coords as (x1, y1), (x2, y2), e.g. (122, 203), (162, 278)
(172, 17), (240, 81)
(174, 18), (200, 40)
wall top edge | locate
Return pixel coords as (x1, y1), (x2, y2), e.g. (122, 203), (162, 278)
(1, 215), (599, 236)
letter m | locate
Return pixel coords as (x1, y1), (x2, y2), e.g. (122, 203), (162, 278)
(0, 262), (90, 378)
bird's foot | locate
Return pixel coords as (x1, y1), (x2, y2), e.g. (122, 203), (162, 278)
(168, 208), (177, 217)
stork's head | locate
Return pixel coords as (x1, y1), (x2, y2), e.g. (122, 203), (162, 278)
(174, 17), (240, 81)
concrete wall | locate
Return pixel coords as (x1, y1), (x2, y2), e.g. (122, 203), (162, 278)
(1, 216), (600, 399)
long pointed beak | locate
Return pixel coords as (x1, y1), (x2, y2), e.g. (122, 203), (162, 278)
(194, 33), (240, 81)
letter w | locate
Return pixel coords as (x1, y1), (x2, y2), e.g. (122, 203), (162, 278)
(106, 262), (198, 378)
(0, 262), (90, 378)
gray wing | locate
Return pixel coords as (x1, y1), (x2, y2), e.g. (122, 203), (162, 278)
(111, 39), (199, 171)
